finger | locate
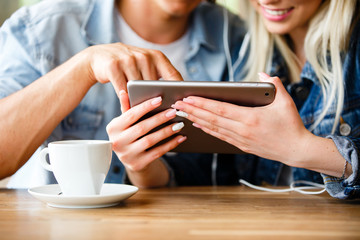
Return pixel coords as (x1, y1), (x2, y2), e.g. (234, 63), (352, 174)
(140, 63), (157, 80)
(121, 53), (143, 81)
(177, 105), (243, 143)
(258, 72), (271, 82)
(173, 96), (253, 121)
(132, 49), (158, 80)
(119, 90), (131, 113)
(108, 65), (128, 95)
(123, 108), (178, 143)
(132, 121), (186, 154)
(196, 123), (252, 154)
(107, 96), (163, 134)
(150, 49), (183, 81)
(133, 135), (187, 171)
(258, 72), (289, 103)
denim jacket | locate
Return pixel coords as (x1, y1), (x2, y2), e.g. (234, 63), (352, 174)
(164, 21), (360, 200)
(0, 0), (246, 187)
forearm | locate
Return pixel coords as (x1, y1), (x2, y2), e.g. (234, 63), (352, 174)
(0, 52), (94, 179)
(126, 158), (170, 188)
(294, 134), (352, 178)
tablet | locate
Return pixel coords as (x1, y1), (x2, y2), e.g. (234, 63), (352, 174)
(127, 80), (275, 154)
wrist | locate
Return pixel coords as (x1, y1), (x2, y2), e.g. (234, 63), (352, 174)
(125, 158), (170, 188)
(283, 131), (317, 169)
(293, 134), (347, 177)
(71, 47), (98, 89)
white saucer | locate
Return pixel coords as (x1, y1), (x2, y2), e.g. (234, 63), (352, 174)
(28, 184), (138, 209)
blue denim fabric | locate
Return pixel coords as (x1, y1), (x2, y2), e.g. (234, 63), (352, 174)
(165, 21), (360, 199)
(0, 0), (246, 187)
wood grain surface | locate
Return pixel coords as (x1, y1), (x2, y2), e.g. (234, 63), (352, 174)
(0, 186), (359, 240)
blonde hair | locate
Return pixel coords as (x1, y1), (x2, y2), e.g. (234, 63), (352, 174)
(237, 0), (358, 133)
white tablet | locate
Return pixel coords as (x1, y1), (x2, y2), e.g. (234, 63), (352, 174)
(127, 80), (275, 154)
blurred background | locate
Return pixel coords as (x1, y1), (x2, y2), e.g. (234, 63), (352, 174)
(0, 0), (39, 26)
(0, 0), (238, 187)
(0, 0), (239, 26)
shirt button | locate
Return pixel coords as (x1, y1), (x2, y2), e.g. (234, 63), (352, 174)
(189, 67), (197, 73)
(340, 123), (351, 136)
(67, 117), (73, 125)
(112, 165), (121, 174)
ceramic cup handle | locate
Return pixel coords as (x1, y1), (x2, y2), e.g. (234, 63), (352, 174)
(38, 147), (53, 172)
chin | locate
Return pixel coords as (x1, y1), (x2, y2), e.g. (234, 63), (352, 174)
(264, 23), (291, 35)
(160, 1), (200, 17)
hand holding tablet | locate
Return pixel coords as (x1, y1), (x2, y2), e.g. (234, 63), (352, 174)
(127, 80), (275, 154)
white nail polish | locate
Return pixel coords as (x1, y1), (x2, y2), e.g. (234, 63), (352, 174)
(176, 111), (188, 118)
(172, 122), (185, 131)
(151, 96), (162, 105)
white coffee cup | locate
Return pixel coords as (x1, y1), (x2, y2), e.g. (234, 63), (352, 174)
(39, 140), (112, 196)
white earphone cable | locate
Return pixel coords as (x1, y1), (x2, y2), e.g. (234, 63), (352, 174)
(239, 179), (326, 195)
(223, 8), (234, 82)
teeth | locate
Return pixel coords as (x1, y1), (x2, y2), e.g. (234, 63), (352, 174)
(264, 8), (289, 16)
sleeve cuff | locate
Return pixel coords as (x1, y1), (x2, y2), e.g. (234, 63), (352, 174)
(321, 135), (359, 199)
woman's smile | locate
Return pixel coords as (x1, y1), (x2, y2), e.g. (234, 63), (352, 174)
(261, 6), (294, 21)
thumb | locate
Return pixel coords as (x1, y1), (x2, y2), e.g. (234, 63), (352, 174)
(258, 72), (291, 103)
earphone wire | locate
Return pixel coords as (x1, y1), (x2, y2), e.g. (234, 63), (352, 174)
(223, 7), (234, 82)
(239, 179), (326, 195)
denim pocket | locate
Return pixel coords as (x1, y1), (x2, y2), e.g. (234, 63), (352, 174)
(62, 105), (104, 132)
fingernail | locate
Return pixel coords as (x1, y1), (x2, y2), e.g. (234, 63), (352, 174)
(172, 122), (185, 131)
(177, 136), (187, 143)
(258, 72), (270, 81)
(193, 123), (201, 128)
(172, 103), (183, 110)
(165, 109), (177, 118)
(176, 111), (188, 118)
(119, 90), (126, 96)
(151, 96), (162, 105)
(183, 97), (194, 104)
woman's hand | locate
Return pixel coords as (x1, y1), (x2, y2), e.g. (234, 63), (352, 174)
(171, 73), (314, 167)
(83, 43), (183, 94)
(106, 91), (186, 186)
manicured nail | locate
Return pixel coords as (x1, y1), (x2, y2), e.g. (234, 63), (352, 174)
(119, 90), (127, 96)
(183, 97), (194, 104)
(176, 111), (188, 118)
(151, 96), (162, 105)
(192, 123), (201, 128)
(172, 103), (183, 111)
(172, 122), (185, 131)
(165, 109), (177, 118)
(177, 136), (187, 143)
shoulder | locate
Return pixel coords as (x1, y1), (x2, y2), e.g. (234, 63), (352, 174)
(4, 0), (94, 31)
(1, 0), (96, 43)
(0, 0), (99, 76)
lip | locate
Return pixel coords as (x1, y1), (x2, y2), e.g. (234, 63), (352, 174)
(260, 6), (294, 21)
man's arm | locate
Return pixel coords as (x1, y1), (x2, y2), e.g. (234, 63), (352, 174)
(0, 43), (182, 179)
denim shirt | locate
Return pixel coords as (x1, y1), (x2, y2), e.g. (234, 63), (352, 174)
(255, 23), (360, 200)
(0, 0), (246, 187)
(164, 22), (360, 199)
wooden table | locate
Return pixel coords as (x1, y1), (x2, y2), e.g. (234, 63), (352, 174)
(0, 186), (359, 240)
